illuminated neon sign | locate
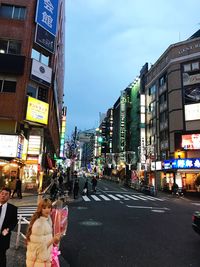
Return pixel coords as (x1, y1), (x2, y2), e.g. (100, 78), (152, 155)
(163, 158), (200, 169)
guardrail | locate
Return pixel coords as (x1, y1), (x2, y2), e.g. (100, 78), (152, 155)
(16, 215), (30, 249)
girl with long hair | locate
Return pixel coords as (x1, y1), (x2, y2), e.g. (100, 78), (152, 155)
(26, 198), (61, 267)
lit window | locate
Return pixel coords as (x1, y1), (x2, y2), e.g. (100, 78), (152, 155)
(0, 39), (21, 55)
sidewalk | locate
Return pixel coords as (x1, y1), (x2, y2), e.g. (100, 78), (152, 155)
(7, 193), (71, 267)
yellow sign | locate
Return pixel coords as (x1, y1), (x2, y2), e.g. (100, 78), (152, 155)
(26, 96), (49, 125)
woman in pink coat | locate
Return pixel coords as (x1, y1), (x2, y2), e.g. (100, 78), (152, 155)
(26, 199), (60, 267)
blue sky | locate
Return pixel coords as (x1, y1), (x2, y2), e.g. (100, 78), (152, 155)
(65, 0), (200, 137)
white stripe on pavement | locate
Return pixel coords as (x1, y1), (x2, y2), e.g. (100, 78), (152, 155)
(90, 195), (101, 201)
(82, 196), (91, 201)
(124, 194), (139, 200)
(116, 194), (130, 200)
(132, 195), (148, 201)
(107, 194), (120, 200)
(99, 195), (111, 201)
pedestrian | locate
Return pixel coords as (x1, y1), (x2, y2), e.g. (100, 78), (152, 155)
(11, 177), (22, 199)
(0, 187), (18, 267)
(172, 182), (179, 196)
(73, 178), (79, 199)
(83, 179), (89, 196)
(26, 198), (61, 267)
(91, 176), (97, 193)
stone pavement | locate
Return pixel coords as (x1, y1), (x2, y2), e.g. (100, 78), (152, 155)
(7, 193), (71, 267)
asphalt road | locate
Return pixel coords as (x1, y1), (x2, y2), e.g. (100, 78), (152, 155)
(60, 177), (200, 267)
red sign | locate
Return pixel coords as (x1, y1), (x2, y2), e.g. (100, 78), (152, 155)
(182, 134), (200, 150)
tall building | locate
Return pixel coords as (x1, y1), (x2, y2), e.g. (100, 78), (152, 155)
(0, 0), (65, 190)
(145, 30), (200, 192)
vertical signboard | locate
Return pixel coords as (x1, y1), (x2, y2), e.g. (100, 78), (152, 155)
(59, 106), (67, 158)
(35, 0), (59, 36)
(120, 91), (126, 161)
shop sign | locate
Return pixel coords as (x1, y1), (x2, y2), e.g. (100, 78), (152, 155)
(26, 96), (49, 125)
(0, 135), (18, 157)
(163, 158), (200, 169)
(35, 0), (59, 36)
(35, 24), (55, 53)
(185, 103), (200, 121)
(31, 59), (52, 86)
(28, 136), (41, 155)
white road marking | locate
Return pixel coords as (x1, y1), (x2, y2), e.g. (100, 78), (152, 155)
(116, 194), (130, 200)
(124, 194), (139, 200)
(132, 195), (148, 201)
(107, 194), (120, 200)
(82, 196), (91, 201)
(99, 195), (111, 201)
(90, 195), (101, 201)
(126, 205), (170, 210)
(191, 202), (200, 206)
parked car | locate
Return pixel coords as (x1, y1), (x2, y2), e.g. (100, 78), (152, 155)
(192, 211), (200, 235)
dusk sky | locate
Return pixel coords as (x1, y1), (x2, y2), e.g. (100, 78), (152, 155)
(65, 0), (200, 137)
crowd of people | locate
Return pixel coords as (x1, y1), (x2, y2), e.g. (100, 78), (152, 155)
(0, 169), (99, 266)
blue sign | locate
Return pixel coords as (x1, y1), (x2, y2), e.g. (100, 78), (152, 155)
(163, 158), (200, 169)
(35, 0), (59, 36)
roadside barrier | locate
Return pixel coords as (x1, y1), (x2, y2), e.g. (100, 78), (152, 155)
(16, 215), (30, 249)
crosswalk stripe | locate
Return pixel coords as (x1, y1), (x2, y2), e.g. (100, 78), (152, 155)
(143, 195), (164, 201)
(116, 194), (130, 200)
(124, 194), (139, 200)
(99, 195), (110, 201)
(81, 193), (164, 202)
(82, 195), (91, 201)
(131, 195), (148, 201)
(90, 195), (101, 201)
(107, 194), (120, 200)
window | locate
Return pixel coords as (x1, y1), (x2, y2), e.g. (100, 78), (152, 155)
(183, 64), (191, 72)
(192, 62), (199, 71)
(159, 73), (166, 87)
(159, 92), (167, 104)
(0, 79), (16, 93)
(0, 39), (21, 54)
(0, 4), (26, 20)
(27, 83), (48, 103)
(31, 49), (50, 66)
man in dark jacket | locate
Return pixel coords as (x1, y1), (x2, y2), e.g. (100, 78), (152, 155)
(0, 187), (18, 267)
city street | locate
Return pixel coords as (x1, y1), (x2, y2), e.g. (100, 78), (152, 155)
(60, 177), (200, 267)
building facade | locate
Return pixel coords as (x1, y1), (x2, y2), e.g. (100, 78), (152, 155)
(145, 32), (200, 192)
(0, 0), (65, 190)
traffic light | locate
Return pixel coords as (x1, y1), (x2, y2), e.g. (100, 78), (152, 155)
(97, 136), (103, 143)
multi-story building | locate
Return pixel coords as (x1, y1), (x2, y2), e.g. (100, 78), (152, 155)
(0, 0), (65, 190)
(145, 30), (200, 192)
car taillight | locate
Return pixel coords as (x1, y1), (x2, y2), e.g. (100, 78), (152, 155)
(192, 215), (195, 222)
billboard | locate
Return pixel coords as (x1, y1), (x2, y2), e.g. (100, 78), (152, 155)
(35, 24), (55, 53)
(35, 0), (59, 36)
(0, 135), (19, 157)
(182, 134), (200, 150)
(31, 59), (52, 86)
(185, 103), (200, 121)
(26, 96), (49, 125)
